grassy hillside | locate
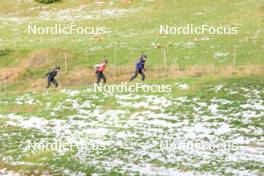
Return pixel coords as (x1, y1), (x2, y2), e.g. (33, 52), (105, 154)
(0, 1), (264, 175)
(0, 0), (263, 91)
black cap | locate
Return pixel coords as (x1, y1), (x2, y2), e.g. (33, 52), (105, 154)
(142, 54), (147, 59)
(103, 59), (108, 63)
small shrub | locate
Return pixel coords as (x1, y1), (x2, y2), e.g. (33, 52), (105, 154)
(35, 0), (60, 4)
(179, 65), (186, 71)
(0, 48), (11, 56)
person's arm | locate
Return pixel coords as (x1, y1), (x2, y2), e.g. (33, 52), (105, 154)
(142, 61), (146, 71)
(135, 62), (139, 71)
(43, 72), (49, 78)
(94, 64), (102, 72)
(94, 64), (101, 68)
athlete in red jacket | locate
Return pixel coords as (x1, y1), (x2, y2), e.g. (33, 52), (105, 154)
(95, 58), (108, 84)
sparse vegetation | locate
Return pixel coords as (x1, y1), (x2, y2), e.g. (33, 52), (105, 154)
(35, 0), (60, 4)
(0, 48), (11, 56)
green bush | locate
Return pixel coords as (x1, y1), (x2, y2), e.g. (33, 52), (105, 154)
(0, 48), (11, 56)
(35, 0), (60, 4)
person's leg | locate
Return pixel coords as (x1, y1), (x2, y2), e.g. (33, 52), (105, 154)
(96, 72), (101, 84)
(101, 73), (106, 83)
(47, 78), (52, 88)
(130, 71), (139, 81)
(52, 79), (59, 87)
(140, 70), (145, 81)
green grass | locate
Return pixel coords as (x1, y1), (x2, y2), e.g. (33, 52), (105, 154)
(0, 0), (263, 175)
(0, 0), (263, 91)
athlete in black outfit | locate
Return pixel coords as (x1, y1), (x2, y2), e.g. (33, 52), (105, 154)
(44, 67), (60, 88)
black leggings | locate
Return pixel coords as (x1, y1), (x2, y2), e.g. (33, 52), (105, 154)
(96, 71), (106, 84)
(130, 70), (145, 81)
(47, 78), (58, 88)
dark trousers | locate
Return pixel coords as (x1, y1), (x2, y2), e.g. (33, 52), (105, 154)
(96, 71), (106, 84)
(47, 78), (58, 88)
(130, 70), (145, 81)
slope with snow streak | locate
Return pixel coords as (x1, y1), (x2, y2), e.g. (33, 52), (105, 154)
(0, 84), (263, 175)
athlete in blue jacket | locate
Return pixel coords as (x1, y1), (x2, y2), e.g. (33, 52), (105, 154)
(130, 55), (147, 81)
